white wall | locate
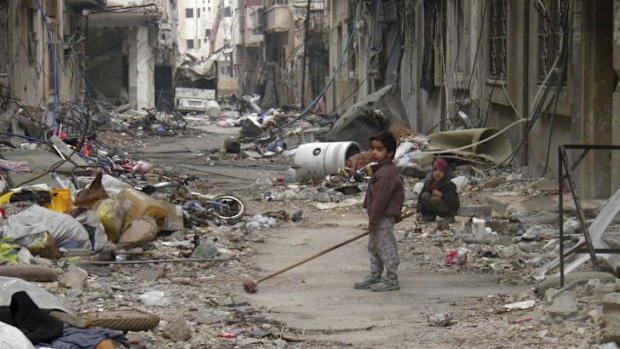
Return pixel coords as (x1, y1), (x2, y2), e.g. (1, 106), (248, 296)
(177, 0), (222, 58)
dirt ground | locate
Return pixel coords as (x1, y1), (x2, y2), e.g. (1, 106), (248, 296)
(128, 125), (597, 348)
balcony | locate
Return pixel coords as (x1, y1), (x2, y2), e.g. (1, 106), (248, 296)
(264, 5), (291, 33)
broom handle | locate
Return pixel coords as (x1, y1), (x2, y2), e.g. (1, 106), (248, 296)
(256, 210), (415, 284)
(256, 231), (369, 284)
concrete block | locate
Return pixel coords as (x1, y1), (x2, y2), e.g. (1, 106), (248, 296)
(1, 149), (87, 187)
(601, 314), (620, 344)
(546, 293), (578, 319)
(457, 205), (492, 217)
(165, 316), (192, 341)
(603, 293), (620, 314)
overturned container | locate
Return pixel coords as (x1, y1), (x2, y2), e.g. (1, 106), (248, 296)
(294, 142), (361, 181)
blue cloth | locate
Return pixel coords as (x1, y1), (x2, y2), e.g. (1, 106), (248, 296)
(37, 324), (129, 349)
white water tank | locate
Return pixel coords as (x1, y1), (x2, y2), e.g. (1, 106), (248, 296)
(205, 100), (222, 119)
(294, 142), (361, 180)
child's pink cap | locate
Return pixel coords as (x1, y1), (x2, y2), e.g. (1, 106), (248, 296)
(433, 158), (448, 172)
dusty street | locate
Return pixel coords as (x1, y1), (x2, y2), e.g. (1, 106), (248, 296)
(127, 126), (599, 349)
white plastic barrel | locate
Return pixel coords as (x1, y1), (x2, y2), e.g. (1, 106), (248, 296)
(294, 142), (361, 180)
(205, 100), (222, 119)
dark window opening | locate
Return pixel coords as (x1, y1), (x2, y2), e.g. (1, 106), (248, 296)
(488, 0), (507, 80)
(537, 0), (568, 84)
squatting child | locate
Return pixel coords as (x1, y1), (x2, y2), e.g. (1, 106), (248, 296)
(416, 157), (460, 223)
(355, 131), (404, 292)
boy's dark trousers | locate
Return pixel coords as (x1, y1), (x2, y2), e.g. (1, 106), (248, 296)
(419, 192), (455, 218)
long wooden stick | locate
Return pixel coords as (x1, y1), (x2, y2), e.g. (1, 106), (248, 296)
(256, 210), (416, 284)
(256, 231), (369, 284)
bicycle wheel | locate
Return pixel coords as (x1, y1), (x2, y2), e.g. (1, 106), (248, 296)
(212, 195), (246, 222)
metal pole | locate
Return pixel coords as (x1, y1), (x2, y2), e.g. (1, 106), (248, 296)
(300, 0), (312, 110)
(559, 146), (564, 287)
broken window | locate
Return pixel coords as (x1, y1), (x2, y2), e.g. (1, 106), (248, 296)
(186, 8), (193, 18)
(205, 29), (212, 37)
(537, 0), (568, 84)
(187, 39), (194, 49)
(488, 0), (507, 80)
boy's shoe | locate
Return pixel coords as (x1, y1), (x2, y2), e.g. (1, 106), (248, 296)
(371, 278), (400, 292)
(353, 275), (382, 289)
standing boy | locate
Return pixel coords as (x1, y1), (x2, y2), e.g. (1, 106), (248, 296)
(416, 158), (460, 223)
(355, 131), (404, 292)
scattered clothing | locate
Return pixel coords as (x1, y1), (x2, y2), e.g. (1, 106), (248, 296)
(37, 324), (129, 349)
(0, 291), (64, 344)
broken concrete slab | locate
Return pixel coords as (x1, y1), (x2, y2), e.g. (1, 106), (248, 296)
(536, 186), (620, 280)
(546, 293), (578, 319)
(486, 194), (556, 217)
(58, 267), (88, 290)
(165, 316), (192, 341)
(326, 84), (409, 146)
(535, 272), (617, 295)
(49, 135), (90, 167)
(601, 311), (620, 344)
(1, 149), (87, 187)
(603, 293), (620, 314)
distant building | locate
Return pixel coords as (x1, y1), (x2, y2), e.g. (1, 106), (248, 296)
(177, 0), (221, 58)
(86, 0), (178, 110)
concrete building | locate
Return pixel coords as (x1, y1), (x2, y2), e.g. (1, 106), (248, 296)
(86, 0), (177, 110)
(177, 0), (221, 58)
(0, 0), (106, 112)
(232, 0), (265, 96)
(324, 0), (620, 199)
(211, 0), (238, 95)
(261, 0), (326, 107)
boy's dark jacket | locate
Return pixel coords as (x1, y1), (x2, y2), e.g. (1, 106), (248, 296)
(363, 159), (404, 225)
(416, 174), (460, 212)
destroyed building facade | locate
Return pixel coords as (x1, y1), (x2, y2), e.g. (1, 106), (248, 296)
(86, 0), (177, 110)
(0, 0), (106, 112)
(324, 0), (620, 199)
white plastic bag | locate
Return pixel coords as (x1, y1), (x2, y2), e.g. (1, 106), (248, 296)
(0, 322), (35, 349)
(4, 205), (95, 250)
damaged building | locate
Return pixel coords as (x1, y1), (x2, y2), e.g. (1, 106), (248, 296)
(0, 0), (106, 114)
(86, 0), (177, 110)
(232, 0), (264, 96)
(324, 0), (620, 199)
(259, 0), (328, 107)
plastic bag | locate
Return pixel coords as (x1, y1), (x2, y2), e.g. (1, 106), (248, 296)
(75, 210), (108, 251)
(117, 217), (159, 249)
(96, 199), (129, 242)
(117, 189), (168, 229)
(13, 232), (60, 259)
(0, 322), (35, 349)
(4, 205), (94, 250)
